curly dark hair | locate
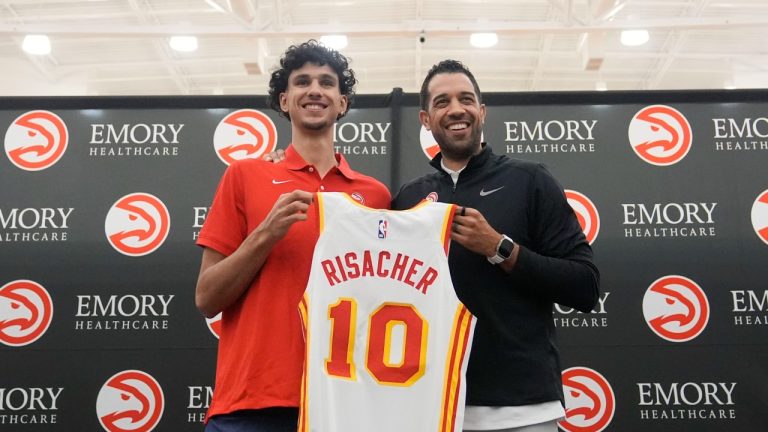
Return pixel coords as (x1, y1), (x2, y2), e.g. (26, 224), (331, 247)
(268, 39), (357, 121)
(419, 59), (482, 111)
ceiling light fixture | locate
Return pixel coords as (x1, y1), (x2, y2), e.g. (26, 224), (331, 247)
(22, 34), (51, 55)
(620, 29), (649, 47)
(470, 33), (498, 48)
(169, 36), (198, 52)
(320, 35), (348, 50)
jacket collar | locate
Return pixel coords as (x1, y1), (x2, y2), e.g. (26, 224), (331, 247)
(429, 143), (492, 175)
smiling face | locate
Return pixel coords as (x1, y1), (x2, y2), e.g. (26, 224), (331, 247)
(420, 72), (486, 164)
(279, 62), (348, 133)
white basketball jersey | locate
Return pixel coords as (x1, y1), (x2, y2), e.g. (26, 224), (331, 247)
(299, 192), (475, 432)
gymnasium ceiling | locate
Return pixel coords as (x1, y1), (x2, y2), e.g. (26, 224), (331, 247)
(1, 0), (767, 96)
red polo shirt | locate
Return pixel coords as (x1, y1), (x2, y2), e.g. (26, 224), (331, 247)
(197, 145), (390, 419)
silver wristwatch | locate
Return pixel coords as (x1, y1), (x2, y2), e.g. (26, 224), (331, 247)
(487, 235), (515, 265)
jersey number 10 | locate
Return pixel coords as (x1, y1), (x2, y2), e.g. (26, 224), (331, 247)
(325, 298), (428, 386)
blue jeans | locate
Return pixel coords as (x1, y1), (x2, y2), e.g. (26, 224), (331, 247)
(205, 408), (299, 432)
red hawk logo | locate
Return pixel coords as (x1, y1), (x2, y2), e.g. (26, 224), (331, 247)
(96, 370), (164, 432)
(643, 275), (709, 342)
(628, 105), (692, 166)
(4, 110), (68, 171)
(213, 109), (277, 165)
(565, 190), (600, 245)
(105, 193), (171, 257)
(560, 367), (615, 432)
(0, 280), (53, 347)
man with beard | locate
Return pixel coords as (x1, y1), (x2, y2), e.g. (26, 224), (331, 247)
(195, 40), (390, 431)
(391, 60), (600, 432)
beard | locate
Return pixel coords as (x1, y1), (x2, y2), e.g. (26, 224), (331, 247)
(432, 123), (483, 161)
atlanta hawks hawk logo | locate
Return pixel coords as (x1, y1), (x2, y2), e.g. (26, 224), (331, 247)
(751, 189), (768, 245)
(560, 367), (615, 432)
(0, 280), (53, 347)
(628, 105), (692, 166)
(96, 370), (164, 432)
(642, 275), (709, 342)
(4, 110), (68, 171)
(213, 109), (278, 165)
(565, 189), (600, 245)
(105, 193), (171, 257)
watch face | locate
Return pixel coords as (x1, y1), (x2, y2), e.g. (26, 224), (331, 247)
(499, 238), (515, 258)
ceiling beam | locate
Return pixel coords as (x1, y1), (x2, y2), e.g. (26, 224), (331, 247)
(2, 16), (768, 37)
(126, 0), (192, 94)
(644, 0), (709, 90)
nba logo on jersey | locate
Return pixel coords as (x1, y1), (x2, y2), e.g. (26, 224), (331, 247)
(378, 219), (388, 239)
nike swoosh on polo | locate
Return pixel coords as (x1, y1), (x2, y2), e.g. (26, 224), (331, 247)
(272, 179), (293, 185)
(479, 186), (504, 196)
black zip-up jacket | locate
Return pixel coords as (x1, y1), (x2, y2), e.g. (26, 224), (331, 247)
(392, 145), (600, 407)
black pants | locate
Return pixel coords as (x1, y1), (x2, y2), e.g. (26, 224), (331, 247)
(205, 408), (299, 432)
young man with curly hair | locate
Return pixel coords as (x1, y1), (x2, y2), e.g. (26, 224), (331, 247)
(195, 40), (390, 432)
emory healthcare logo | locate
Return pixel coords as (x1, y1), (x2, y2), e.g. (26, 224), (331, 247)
(642, 275), (709, 342)
(4, 110), (68, 171)
(751, 189), (768, 245)
(0, 280), (53, 346)
(565, 190), (600, 245)
(560, 366), (615, 432)
(213, 109), (277, 165)
(206, 312), (222, 339)
(628, 105), (692, 166)
(105, 193), (170, 257)
(96, 370), (164, 432)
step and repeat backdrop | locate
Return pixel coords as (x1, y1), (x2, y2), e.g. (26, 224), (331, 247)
(1, 90), (766, 431)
